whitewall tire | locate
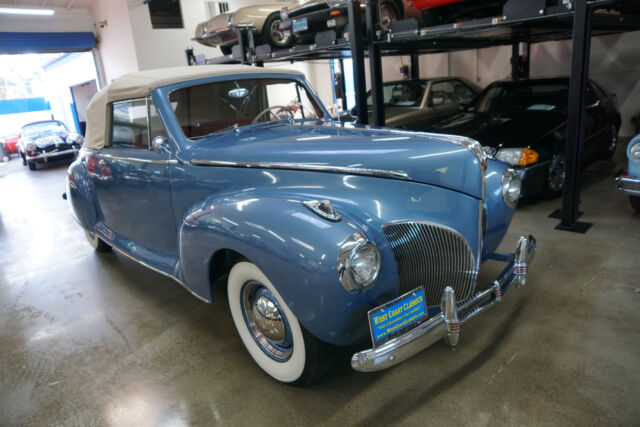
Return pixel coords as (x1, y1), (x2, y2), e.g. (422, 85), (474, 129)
(227, 261), (331, 384)
(84, 230), (112, 252)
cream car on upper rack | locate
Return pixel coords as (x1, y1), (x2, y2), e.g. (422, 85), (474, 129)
(194, 1), (299, 55)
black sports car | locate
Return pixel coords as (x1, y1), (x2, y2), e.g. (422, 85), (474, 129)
(430, 77), (621, 199)
(17, 120), (83, 171)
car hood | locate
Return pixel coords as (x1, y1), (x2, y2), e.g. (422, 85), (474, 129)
(187, 122), (485, 198)
(430, 110), (566, 148)
(25, 133), (69, 148)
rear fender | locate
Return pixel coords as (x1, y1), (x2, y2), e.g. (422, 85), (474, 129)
(66, 156), (97, 230)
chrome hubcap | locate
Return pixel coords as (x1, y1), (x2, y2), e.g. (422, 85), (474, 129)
(252, 295), (286, 342)
(242, 281), (292, 361)
(270, 19), (290, 45)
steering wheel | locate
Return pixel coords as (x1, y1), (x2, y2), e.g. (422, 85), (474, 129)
(252, 105), (295, 124)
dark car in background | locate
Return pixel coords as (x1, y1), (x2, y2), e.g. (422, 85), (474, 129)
(430, 77), (621, 199)
(280, 0), (421, 44)
(365, 77), (478, 130)
(17, 120), (84, 170)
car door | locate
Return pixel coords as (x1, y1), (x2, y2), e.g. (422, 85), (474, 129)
(583, 82), (605, 163)
(90, 98), (177, 256)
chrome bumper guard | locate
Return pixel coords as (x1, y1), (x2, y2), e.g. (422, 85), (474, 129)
(615, 171), (640, 196)
(351, 234), (536, 373)
(27, 147), (78, 162)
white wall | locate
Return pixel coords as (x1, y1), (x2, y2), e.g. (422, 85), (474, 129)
(127, 0), (222, 70)
(0, 111), (53, 137)
(92, 0), (139, 83)
(41, 52), (99, 132)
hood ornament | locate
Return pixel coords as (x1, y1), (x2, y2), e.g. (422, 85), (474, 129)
(303, 200), (341, 222)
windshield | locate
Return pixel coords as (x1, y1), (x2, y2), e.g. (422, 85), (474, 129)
(471, 81), (569, 113)
(169, 78), (325, 140)
(367, 80), (427, 107)
(22, 121), (68, 137)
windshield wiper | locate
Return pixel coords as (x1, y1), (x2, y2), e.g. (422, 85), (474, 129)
(192, 123), (239, 140)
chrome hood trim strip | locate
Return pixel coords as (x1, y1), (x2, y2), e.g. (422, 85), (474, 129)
(190, 159), (411, 181)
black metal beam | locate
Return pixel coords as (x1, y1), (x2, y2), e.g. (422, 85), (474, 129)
(557, 0), (593, 233)
(511, 40), (520, 79)
(410, 53), (420, 80)
(367, 0), (385, 126)
(348, 0), (368, 124)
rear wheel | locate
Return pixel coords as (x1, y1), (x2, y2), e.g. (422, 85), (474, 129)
(379, 0), (400, 29)
(543, 154), (566, 199)
(263, 13), (293, 49)
(631, 196), (640, 212)
(227, 261), (332, 384)
(85, 230), (112, 252)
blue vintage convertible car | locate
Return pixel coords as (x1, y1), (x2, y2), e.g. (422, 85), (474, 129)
(615, 134), (640, 211)
(65, 65), (535, 384)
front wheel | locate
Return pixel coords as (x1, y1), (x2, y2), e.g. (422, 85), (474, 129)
(379, 0), (400, 29)
(27, 161), (36, 171)
(602, 124), (618, 158)
(85, 230), (112, 252)
(543, 154), (566, 199)
(227, 261), (332, 384)
(631, 196), (640, 212)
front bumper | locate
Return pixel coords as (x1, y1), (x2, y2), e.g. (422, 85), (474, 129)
(351, 234), (536, 372)
(194, 27), (238, 47)
(26, 147), (79, 162)
(615, 170), (640, 196)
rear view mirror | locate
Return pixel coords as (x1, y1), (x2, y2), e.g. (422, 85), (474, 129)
(228, 88), (249, 98)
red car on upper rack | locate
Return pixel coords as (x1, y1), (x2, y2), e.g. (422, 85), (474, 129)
(411, 0), (506, 26)
(280, 0), (421, 45)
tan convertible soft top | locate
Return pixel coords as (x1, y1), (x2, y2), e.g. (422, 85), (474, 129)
(84, 65), (304, 150)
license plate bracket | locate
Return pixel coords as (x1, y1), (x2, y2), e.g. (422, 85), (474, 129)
(368, 287), (428, 348)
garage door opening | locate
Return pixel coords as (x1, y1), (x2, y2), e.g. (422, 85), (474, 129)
(0, 51), (100, 160)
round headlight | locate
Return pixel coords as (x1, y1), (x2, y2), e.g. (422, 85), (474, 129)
(502, 168), (521, 208)
(337, 232), (381, 294)
(26, 142), (36, 152)
(66, 133), (84, 145)
(630, 142), (640, 162)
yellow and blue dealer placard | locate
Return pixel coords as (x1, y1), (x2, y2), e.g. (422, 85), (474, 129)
(368, 288), (428, 347)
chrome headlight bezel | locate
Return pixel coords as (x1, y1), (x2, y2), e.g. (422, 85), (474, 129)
(629, 142), (640, 163)
(501, 168), (521, 208)
(26, 141), (37, 152)
(337, 232), (381, 294)
(280, 7), (288, 19)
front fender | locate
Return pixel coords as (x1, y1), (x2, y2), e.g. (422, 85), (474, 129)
(483, 159), (515, 255)
(178, 192), (399, 346)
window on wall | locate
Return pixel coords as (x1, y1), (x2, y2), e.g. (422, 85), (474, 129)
(218, 2), (229, 13)
(148, 0), (184, 29)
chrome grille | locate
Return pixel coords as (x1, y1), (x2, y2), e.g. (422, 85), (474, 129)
(383, 221), (477, 306)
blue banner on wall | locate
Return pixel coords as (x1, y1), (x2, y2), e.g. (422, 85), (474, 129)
(0, 97), (51, 115)
(0, 32), (95, 53)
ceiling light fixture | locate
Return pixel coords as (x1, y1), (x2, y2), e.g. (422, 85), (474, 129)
(0, 7), (55, 16)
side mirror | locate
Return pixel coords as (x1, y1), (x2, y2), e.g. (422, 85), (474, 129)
(152, 135), (168, 152)
(430, 97), (444, 107)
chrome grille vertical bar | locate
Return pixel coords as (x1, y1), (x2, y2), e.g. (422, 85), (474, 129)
(383, 221), (476, 306)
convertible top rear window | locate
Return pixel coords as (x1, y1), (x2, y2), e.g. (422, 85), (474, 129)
(169, 78), (324, 140)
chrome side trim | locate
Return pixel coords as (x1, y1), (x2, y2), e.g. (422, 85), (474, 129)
(191, 159), (411, 181)
(97, 153), (177, 165)
(616, 175), (640, 196)
(110, 245), (210, 304)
